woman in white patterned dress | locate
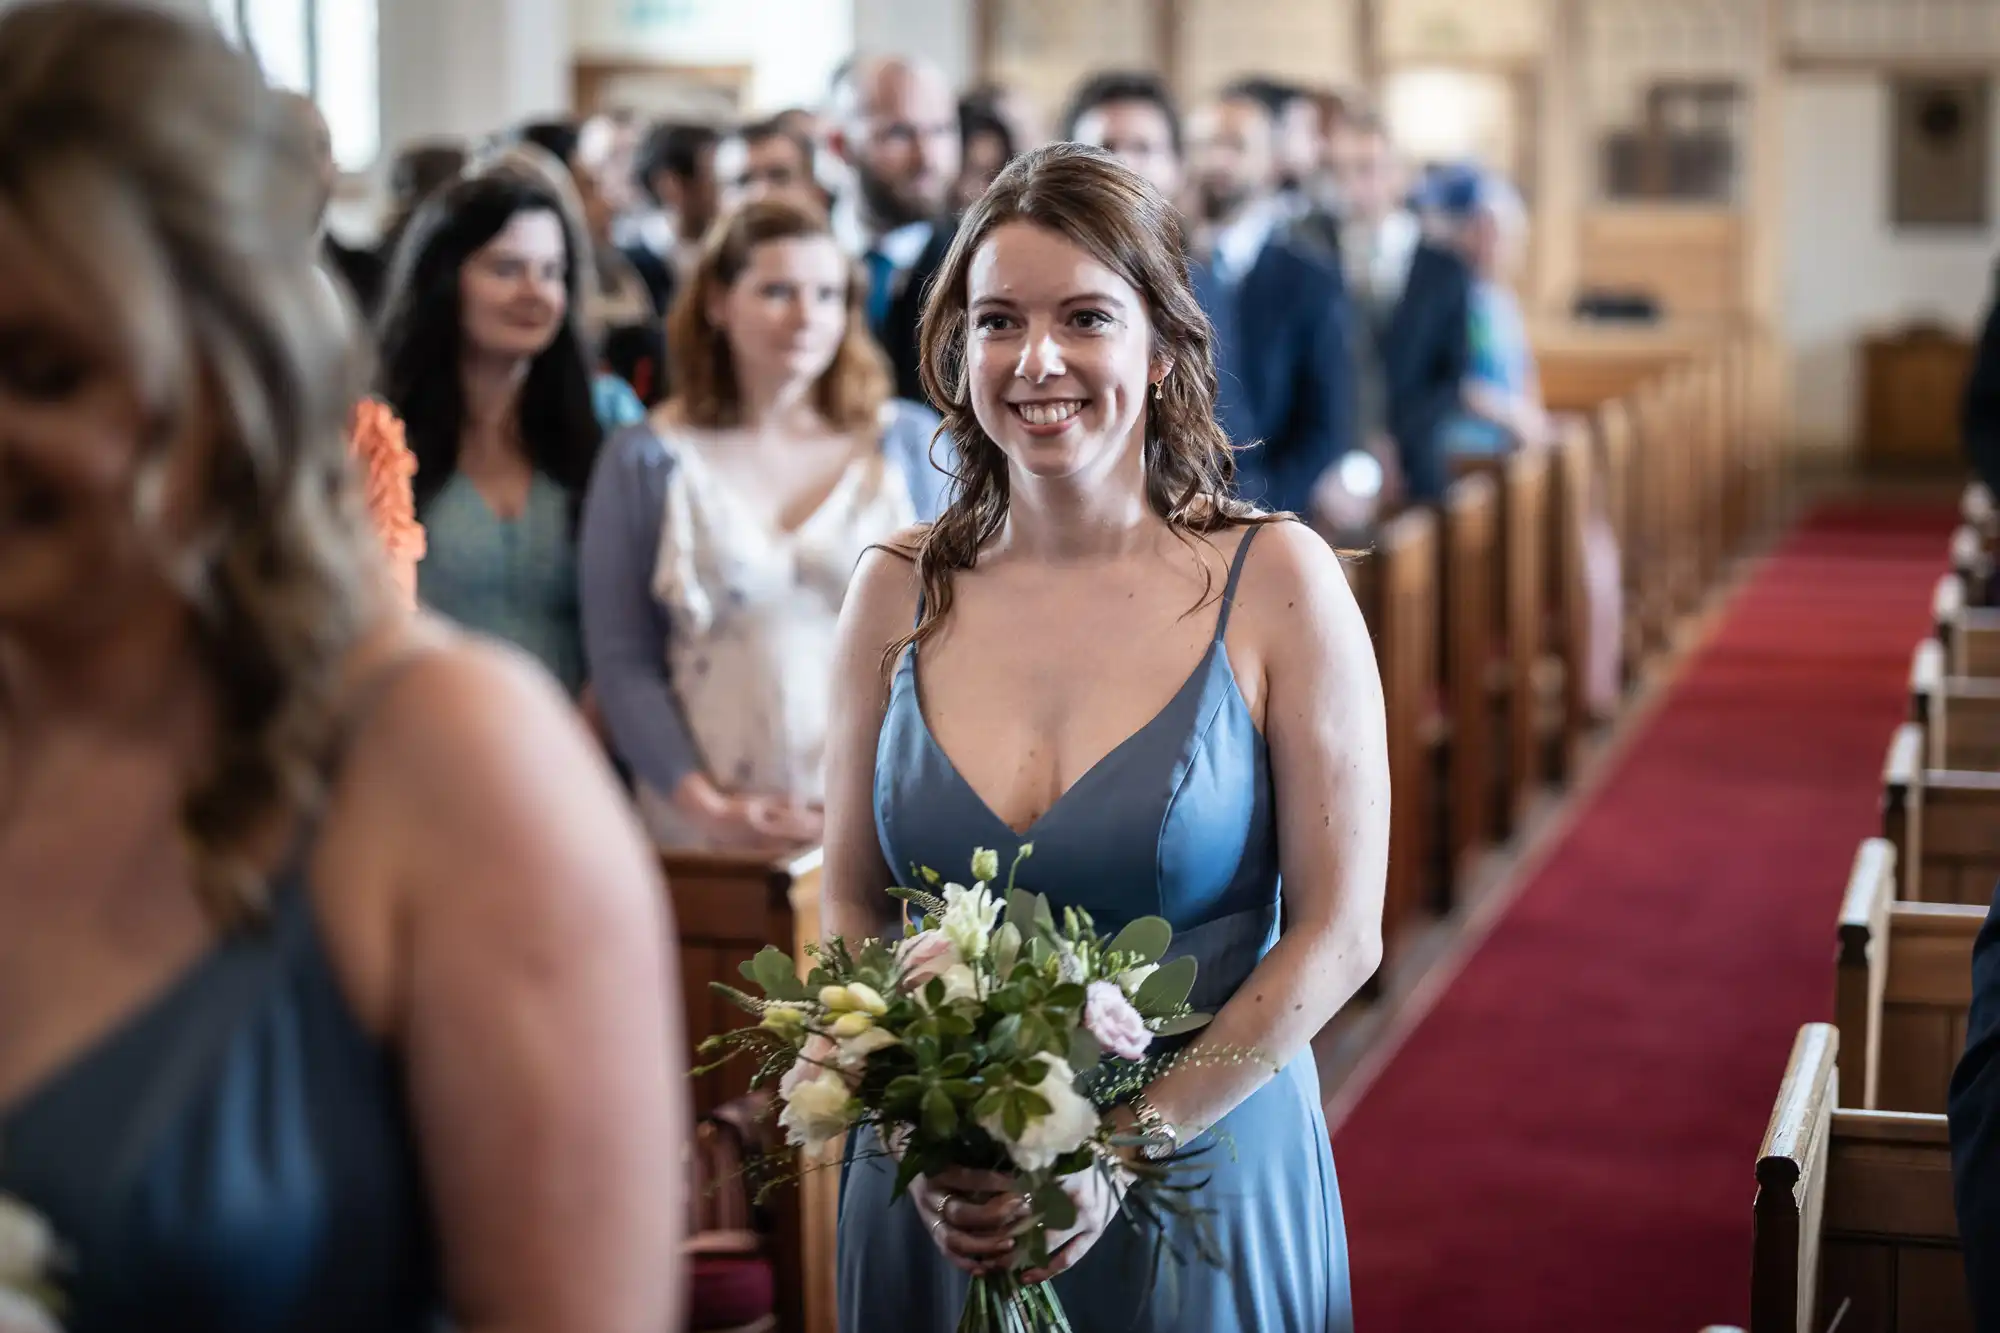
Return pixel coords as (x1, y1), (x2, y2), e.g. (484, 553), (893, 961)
(580, 197), (953, 853)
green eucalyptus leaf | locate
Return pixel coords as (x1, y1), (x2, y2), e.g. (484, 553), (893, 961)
(893, 1150), (926, 1198)
(1047, 983), (1088, 1012)
(1015, 1056), (1050, 1086)
(940, 1078), (979, 1100)
(1068, 1027), (1102, 1072)
(885, 1075), (925, 1100)
(1133, 956), (1197, 1016)
(1038, 1184), (1078, 1231)
(745, 947), (808, 1001)
(940, 1052), (974, 1078)
(1015, 1087), (1052, 1119)
(1005, 888), (1040, 932)
(1108, 916), (1173, 966)
(1002, 1096), (1027, 1142)
(1149, 1011), (1213, 1038)
(990, 1013), (1023, 1055)
(922, 1086), (956, 1139)
(973, 1088), (1008, 1121)
(1033, 893), (1056, 933)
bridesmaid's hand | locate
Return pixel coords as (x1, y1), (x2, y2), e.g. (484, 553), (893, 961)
(911, 1167), (1032, 1276)
(1019, 1160), (1126, 1285)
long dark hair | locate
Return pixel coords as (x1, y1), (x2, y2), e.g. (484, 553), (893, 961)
(376, 173), (603, 515)
(895, 142), (1279, 666)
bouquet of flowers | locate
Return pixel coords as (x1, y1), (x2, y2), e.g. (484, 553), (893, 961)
(0, 1197), (62, 1333)
(699, 845), (1241, 1333)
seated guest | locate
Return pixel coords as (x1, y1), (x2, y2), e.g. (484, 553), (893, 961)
(952, 93), (1017, 211)
(1951, 879), (2000, 1329)
(1059, 69), (1188, 202)
(377, 173), (606, 698)
(375, 137), (468, 273)
(469, 140), (652, 428)
(1324, 109), (1472, 508)
(0, 5), (685, 1330)
(1430, 167), (1552, 456)
(826, 54), (962, 405)
(715, 114), (829, 218)
(580, 198), (951, 852)
(1184, 88), (1357, 516)
(630, 121), (721, 318)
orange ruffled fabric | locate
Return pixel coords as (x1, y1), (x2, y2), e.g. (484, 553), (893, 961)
(348, 399), (426, 610)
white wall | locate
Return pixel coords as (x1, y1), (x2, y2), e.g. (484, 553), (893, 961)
(571, 0), (854, 115)
(851, 0), (972, 89)
(379, 0), (570, 149)
(1783, 76), (2000, 452)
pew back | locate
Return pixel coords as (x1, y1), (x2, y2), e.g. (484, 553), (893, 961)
(1443, 474), (1499, 893)
(1911, 638), (2000, 773)
(1835, 838), (1982, 1113)
(1882, 722), (2000, 905)
(1751, 1024), (1965, 1333)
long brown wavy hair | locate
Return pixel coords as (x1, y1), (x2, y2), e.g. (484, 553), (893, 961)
(0, 0), (385, 926)
(896, 141), (1282, 663)
(668, 197), (892, 432)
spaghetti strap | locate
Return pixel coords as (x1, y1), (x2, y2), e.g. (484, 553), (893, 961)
(1213, 525), (1261, 642)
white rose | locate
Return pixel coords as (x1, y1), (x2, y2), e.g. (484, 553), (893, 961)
(936, 963), (981, 1007)
(780, 1069), (858, 1150)
(939, 882), (1002, 962)
(0, 1198), (53, 1287)
(836, 1024), (898, 1068)
(976, 1056), (1101, 1173)
(1117, 963), (1159, 997)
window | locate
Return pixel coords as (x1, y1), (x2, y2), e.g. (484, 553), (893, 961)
(207, 0), (379, 172)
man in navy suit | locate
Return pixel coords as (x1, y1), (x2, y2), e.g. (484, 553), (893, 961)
(1325, 110), (1472, 506)
(1950, 880), (2000, 1327)
(827, 55), (962, 408)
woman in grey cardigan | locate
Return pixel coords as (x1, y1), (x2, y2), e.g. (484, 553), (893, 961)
(580, 197), (952, 851)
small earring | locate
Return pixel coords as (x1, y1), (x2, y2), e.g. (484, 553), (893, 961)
(1152, 379), (1164, 401)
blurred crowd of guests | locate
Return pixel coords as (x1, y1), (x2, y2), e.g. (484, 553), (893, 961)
(306, 54), (1554, 857)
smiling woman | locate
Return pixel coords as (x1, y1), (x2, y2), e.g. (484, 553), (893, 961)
(820, 143), (1388, 1333)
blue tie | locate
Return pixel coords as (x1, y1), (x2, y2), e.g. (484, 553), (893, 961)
(864, 249), (896, 334)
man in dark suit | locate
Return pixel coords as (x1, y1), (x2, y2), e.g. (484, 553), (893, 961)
(827, 55), (961, 407)
(1182, 89), (1358, 517)
(1965, 261), (2000, 497)
(1951, 880), (2000, 1328)
(1325, 110), (1472, 507)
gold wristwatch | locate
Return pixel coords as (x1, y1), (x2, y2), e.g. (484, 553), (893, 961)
(1128, 1092), (1179, 1162)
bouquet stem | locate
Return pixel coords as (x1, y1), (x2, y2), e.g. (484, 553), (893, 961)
(958, 1272), (1074, 1333)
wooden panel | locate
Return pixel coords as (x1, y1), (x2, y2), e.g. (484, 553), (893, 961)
(1882, 724), (1923, 902)
(1862, 329), (1976, 472)
(1443, 475), (1499, 900)
(1577, 209), (1746, 322)
(1503, 447), (1551, 830)
(1835, 837), (1895, 1110)
(1921, 776), (2000, 906)
(1365, 509), (1441, 958)
(1547, 419), (1594, 777)
(1895, 1246), (1976, 1330)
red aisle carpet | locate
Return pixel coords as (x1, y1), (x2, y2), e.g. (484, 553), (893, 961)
(1329, 501), (1959, 1330)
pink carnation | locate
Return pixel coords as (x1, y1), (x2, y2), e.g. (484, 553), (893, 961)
(896, 930), (958, 991)
(1083, 980), (1152, 1062)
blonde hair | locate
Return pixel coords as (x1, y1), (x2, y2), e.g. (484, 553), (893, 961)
(0, 0), (386, 925)
(668, 197), (891, 432)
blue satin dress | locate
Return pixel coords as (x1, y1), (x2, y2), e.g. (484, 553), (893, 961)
(839, 525), (1354, 1332)
(0, 863), (440, 1332)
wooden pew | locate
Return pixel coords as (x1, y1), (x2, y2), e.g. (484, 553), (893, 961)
(1750, 1023), (1967, 1333)
(1933, 571), (2000, 678)
(1545, 419), (1596, 779)
(1594, 397), (1648, 681)
(1349, 508), (1442, 959)
(1442, 474), (1499, 895)
(665, 846), (829, 1333)
(1834, 836), (1982, 1114)
(1882, 721), (2000, 905)
(1910, 637), (2000, 772)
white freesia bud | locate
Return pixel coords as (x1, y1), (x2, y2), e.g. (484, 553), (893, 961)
(940, 882), (1002, 962)
(975, 1056), (1099, 1173)
(820, 984), (855, 1011)
(0, 1197), (53, 1286)
(829, 1010), (876, 1039)
(1117, 963), (1160, 997)
(970, 847), (1000, 883)
(761, 1002), (809, 1035)
(843, 983), (889, 1017)
(780, 1070), (858, 1150)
